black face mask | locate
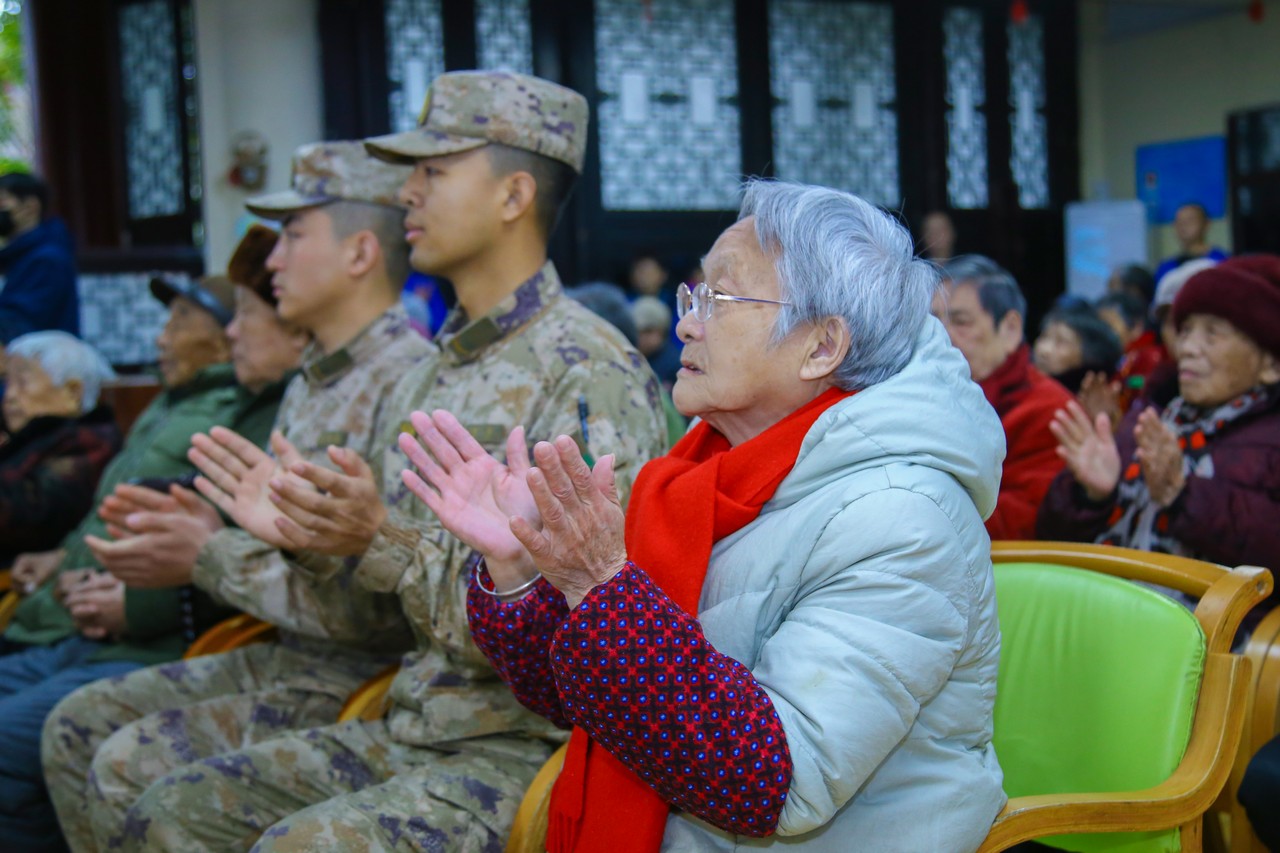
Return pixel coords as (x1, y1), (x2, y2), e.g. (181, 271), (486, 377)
(0, 210), (14, 238)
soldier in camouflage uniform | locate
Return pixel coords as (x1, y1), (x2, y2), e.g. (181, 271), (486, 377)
(105, 71), (667, 852)
(41, 142), (433, 852)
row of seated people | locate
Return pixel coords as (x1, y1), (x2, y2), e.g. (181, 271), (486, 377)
(0, 69), (1275, 852)
(932, 253), (1278, 586)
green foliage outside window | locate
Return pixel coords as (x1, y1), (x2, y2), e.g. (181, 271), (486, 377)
(0, 2), (33, 174)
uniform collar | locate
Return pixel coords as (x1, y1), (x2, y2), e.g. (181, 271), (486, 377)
(436, 262), (561, 365)
(301, 304), (412, 386)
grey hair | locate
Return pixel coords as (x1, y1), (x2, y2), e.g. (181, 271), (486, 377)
(7, 331), (117, 411)
(632, 295), (672, 333)
(941, 254), (1027, 328)
(740, 180), (936, 390)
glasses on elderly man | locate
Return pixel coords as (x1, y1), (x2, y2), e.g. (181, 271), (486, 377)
(676, 281), (791, 323)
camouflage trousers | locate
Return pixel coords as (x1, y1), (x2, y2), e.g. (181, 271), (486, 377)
(114, 719), (549, 852)
(41, 640), (396, 853)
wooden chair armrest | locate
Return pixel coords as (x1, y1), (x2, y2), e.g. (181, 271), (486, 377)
(505, 742), (569, 853)
(1245, 606), (1280, 752)
(184, 614), (261, 659)
(0, 589), (19, 633)
(1194, 566), (1273, 654)
(183, 615), (277, 659)
(224, 621), (278, 649)
(336, 665), (400, 723)
(979, 652), (1250, 852)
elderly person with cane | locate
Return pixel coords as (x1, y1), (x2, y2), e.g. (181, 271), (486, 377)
(400, 180), (1007, 852)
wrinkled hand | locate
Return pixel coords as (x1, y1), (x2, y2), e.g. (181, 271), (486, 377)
(263, 432), (385, 557)
(1078, 371), (1122, 430)
(98, 483), (181, 536)
(511, 436), (626, 609)
(65, 573), (127, 640)
(401, 410), (539, 588)
(1049, 400), (1121, 502)
(10, 548), (65, 595)
(1135, 409), (1186, 508)
(54, 568), (95, 604)
(98, 482), (222, 540)
(85, 487), (222, 588)
(190, 428), (311, 548)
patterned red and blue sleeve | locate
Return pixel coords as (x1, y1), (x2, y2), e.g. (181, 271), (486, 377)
(466, 554), (573, 728)
(550, 562), (793, 837)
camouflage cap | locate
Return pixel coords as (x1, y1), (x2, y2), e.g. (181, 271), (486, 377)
(364, 71), (588, 174)
(245, 141), (412, 218)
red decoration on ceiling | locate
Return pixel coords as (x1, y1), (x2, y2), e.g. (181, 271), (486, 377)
(1248, 0), (1265, 22)
(1010, 0), (1030, 25)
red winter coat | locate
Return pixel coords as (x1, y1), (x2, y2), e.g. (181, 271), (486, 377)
(980, 344), (1073, 540)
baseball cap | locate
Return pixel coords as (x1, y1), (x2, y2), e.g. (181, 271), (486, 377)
(245, 140), (412, 218)
(364, 71), (589, 174)
(149, 275), (237, 327)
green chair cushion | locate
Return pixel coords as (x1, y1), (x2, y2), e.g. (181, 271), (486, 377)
(993, 562), (1206, 853)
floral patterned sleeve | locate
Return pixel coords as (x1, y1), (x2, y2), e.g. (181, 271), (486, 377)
(465, 554), (572, 728)
(549, 562), (794, 838)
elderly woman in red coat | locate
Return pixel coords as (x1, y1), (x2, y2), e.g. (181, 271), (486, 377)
(1037, 255), (1280, 578)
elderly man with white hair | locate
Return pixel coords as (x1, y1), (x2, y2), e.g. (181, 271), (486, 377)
(1, 331), (120, 570)
(409, 179), (1009, 851)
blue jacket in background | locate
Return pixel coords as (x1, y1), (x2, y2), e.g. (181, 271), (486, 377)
(0, 217), (79, 344)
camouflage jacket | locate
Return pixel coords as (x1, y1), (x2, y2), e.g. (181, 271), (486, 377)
(355, 263), (667, 748)
(193, 305), (432, 658)
(0, 405), (122, 566)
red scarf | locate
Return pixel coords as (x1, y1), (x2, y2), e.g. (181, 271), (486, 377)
(547, 387), (855, 853)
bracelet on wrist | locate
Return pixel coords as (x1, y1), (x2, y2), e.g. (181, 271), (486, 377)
(473, 557), (542, 599)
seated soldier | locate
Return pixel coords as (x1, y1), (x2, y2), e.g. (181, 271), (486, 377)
(42, 143), (432, 853)
(83, 70), (664, 853)
(934, 255), (1072, 540)
(0, 231), (291, 851)
(1, 332), (121, 569)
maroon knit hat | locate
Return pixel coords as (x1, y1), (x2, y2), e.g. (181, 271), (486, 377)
(227, 224), (280, 307)
(1172, 260), (1280, 357)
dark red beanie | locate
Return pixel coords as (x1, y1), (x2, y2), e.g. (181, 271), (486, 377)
(1172, 262), (1280, 357)
(227, 224), (280, 307)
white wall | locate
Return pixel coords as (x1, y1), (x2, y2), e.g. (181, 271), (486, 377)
(1079, 7), (1280, 263)
(194, 0), (323, 272)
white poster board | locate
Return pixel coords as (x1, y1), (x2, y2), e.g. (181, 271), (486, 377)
(1064, 200), (1149, 302)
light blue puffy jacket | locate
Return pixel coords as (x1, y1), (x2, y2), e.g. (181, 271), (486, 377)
(663, 317), (1008, 852)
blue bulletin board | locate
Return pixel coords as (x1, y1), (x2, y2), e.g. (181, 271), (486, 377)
(1135, 136), (1226, 224)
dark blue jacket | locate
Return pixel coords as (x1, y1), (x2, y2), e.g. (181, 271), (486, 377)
(0, 217), (79, 343)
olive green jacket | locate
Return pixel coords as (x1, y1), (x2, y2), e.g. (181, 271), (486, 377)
(5, 362), (287, 664)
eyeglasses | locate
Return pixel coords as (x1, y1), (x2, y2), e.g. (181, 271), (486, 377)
(676, 281), (791, 323)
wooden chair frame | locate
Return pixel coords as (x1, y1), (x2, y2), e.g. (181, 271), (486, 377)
(980, 541), (1272, 853)
(1216, 605), (1280, 853)
(336, 665), (400, 723)
(182, 614), (278, 659)
(0, 571), (18, 632)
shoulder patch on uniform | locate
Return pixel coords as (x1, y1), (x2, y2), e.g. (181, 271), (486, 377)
(316, 430), (349, 448)
(465, 424), (508, 449)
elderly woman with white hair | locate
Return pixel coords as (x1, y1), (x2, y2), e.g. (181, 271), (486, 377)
(1, 331), (121, 568)
(401, 180), (1008, 851)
